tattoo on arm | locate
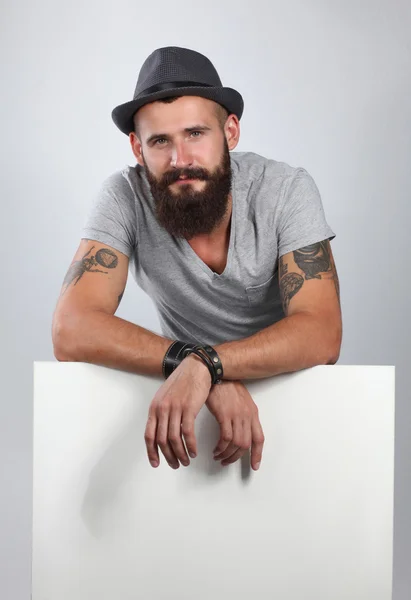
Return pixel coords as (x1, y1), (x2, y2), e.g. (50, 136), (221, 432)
(279, 241), (340, 314)
(293, 241), (331, 279)
(61, 246), (119, 295)
(279, 255), (288, 278)
(279, 268), (304, 313)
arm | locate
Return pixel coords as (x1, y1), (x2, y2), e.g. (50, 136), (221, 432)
(52, 238), (218, 473)
(52, 239), (175, 377)
(214, 239), (342, 380)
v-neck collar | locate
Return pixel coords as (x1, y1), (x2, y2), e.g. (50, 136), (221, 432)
(179, 159), (237, 280)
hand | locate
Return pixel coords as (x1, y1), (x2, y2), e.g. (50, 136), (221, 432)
(205, 380), (265, 470)
(145, 354), (212, 469)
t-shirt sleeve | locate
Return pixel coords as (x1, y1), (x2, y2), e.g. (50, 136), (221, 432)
(277, 167), (335, 258)
(81, 171), (137, 258)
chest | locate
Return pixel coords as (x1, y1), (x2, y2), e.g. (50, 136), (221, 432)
(187, 242), (228, 275)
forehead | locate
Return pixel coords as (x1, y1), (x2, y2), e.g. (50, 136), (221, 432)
(135, 96), (218, 134)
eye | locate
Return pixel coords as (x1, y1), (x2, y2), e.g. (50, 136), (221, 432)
(154, 138), (167, 145)
(190, 131), (202, 138)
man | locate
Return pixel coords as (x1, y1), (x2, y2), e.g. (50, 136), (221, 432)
(52, 46), (342, 473)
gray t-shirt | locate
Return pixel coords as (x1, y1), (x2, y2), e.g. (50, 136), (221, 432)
(82, 151), (335, 346)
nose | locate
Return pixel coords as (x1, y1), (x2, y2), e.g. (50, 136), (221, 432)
(170, 140), (193, 169)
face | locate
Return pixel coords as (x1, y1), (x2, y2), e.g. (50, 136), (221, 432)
(129, 96), (240, 239)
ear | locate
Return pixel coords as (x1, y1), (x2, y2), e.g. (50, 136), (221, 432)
(129, 133), (145, 167)
(224, 114), (240, 151)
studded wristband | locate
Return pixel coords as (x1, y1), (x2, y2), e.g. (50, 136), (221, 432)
(182, 344), (224, 385)
(163, 341), (224, 385)
(162, 340), (197, 379)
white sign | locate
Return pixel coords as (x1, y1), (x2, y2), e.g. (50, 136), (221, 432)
(33, 363), (394, 600)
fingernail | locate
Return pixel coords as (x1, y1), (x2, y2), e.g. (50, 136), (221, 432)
(189, 452), (196, 458)
(255, 462), (260, 470)
(150, 460), (159, 467)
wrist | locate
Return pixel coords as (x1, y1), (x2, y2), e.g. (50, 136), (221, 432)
(185, 353), (213, 384)
(184, 345), (223, 385)
(162, 340), (223, 385)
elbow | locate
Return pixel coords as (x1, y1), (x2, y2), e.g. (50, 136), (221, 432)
(325, 324), (342, 365)
(52, 313), (72, 361)
(318, 344), (340, 366)
(301, 309), (342, 367)
(326, 349), (340, 365)
(54, 346), (70, 362)
(317, 345), (340, 367)
(310, 312), (342, 366)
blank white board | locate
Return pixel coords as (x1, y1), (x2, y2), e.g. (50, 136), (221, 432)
(32, 362), (395, 600)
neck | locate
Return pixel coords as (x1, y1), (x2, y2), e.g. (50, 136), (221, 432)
(188, 192), (232, 246)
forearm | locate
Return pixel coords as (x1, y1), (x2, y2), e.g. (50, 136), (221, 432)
(52, 309), (340, 382)
(215, 311), (341, 380)
(52, 310), (173, 377)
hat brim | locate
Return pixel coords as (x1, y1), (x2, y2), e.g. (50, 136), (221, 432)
(111, 86), (244, 136)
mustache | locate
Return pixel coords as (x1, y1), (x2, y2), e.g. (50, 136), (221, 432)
(160, 168), (210, 186)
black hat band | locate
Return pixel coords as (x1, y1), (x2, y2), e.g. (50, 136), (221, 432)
(138, 80), (214, 97)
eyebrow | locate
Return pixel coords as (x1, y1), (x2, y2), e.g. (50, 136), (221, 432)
(146, 125), (212, 145)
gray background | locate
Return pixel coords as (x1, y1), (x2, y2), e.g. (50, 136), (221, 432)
(1, 0), (409, 598)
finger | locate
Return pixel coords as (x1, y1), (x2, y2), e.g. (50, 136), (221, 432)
(157, 410), (180, 469)
(214, 440), (236, 461)
(212, 419), (233, 457)
(221, 446), (247, 466)
(181, 412), (198, 459)
(144, 413), (160, 468)
(215, 418), (242, 461)
(250, 415), (265, 471)
(221, 419), (251, 466)
(168, 409), (190, 467)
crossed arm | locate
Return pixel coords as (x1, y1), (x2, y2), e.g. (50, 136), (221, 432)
(214, 238), (342, 380)
(54, 237), (342, 470)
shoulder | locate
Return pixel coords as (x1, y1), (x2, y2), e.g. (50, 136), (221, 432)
(230, 152), (311, 207)
(98, 164), (139, 196)
(230, 151), (302, 185)
(94, 164), (151, 211)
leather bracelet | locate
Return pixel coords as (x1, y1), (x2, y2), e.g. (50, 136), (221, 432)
(199, 345), (224, 384)
(182, 344), (224, 385)
(163, 341), (224, 385)
(162, 340), (197, 379)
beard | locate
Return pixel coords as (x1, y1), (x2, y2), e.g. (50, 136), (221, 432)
(143, 138), (232, 240)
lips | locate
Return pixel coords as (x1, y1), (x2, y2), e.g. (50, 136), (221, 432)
(171, 176), (200, 185)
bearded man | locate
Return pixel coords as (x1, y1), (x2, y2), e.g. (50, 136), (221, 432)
(52, 46), (342, 472)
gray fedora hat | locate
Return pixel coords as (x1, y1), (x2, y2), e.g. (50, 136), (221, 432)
(111, 46), (244, 136)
